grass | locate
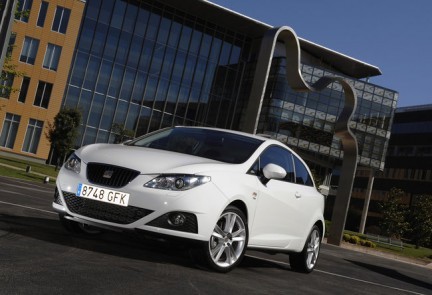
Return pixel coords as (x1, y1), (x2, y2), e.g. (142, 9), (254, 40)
(0, 165), (54, 183)
(344, 229), (432, 263)
(375, 243), (432, 262)
(0, 155), (59, 178)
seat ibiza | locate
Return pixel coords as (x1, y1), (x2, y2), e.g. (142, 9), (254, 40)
(53, 126), (325, 273)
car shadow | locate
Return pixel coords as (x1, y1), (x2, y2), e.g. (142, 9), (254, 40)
(345, 259), (432, 290)
(0, 212), (300, 273)
(0, 213), (199, 269)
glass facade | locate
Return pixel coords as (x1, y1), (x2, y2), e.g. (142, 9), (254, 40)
(61, 0), (398, 172)
(256, 58), (398, 170)
(63, 0), (250, 146)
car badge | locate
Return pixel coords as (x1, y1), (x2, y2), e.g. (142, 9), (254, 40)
(102, 170), (114, 179)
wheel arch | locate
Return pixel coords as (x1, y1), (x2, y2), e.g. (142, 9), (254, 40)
(314, 219), (325, 240)
(227, 200), (248, 223)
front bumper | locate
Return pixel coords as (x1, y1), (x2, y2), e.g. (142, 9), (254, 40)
(53, 168), (228, 242)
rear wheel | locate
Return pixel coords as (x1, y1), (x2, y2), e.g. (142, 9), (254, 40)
(290, 225), (321, 273)
(203, 206), (248, 273)
(59, 215), (102, 235)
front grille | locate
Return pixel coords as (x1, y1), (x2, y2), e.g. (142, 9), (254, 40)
(62, 191), (153, 224)
(53, 188), (63, 205)
(86, 163), (140, 188)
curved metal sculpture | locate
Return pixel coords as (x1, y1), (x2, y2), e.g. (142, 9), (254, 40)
(243, 26), (358, 246)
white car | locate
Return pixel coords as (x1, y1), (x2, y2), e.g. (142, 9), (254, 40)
(53, 126), (325, 273)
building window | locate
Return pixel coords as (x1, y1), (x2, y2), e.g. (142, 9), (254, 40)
(22, 119), (44, 153)
(0, 113), (21, 149)
(7, 33), (16, 57)
(20, 37), (39, 65)
(0, 72), (14, 98)
(52, 6), (71, 34)
(43, 44), (62, 71)
(15, 0), (33, 23)
(34, 81), (53, 108)
(37, 1), (49, 27)
(18, 77), (31, 103)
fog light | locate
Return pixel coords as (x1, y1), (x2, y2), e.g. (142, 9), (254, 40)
(168, 213), (186, 226)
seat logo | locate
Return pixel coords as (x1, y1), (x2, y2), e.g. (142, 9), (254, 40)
(102, 170), (114, 179)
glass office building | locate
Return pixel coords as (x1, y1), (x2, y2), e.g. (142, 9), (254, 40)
(63, 0), (251, 146)
(258, 58), (398, 170)
(61, 0), (398, 173)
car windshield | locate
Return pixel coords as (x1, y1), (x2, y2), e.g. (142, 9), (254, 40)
(128, 127), (263, 164)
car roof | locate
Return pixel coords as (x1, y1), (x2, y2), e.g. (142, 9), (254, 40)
(173, 126), (275, 142)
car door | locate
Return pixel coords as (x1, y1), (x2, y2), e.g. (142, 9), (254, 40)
(248, 145), (309, 248)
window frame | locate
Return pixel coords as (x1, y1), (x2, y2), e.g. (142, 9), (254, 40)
(52, 6), (71, 34)
(36, 1), (49, 27)
(22, 118), (44, 154)
(20, 36), (40, 65)
(43, 43), (62, 71)
(18, 76), (31, 103)
(15, 0), (33, 23)
(0, 113), (21, 149)
(33, 81), (53, 109)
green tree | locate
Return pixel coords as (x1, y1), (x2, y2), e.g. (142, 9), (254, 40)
(379, 188), (410, 239)
(408, 195), (432, 249)
(0, 44), (24, 97)
(111, 123), (134, 143)
(46, 108), (81, 167)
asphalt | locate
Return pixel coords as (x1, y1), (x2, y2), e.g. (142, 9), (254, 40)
(0, 175), (431, 294)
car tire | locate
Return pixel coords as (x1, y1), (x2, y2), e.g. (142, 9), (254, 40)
(289, 224), (321, 273)
(59, 214), (102, 235)
(203, 206), (248, 273)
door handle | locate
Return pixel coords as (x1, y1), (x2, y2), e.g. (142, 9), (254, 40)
(295, 192), (301, 198)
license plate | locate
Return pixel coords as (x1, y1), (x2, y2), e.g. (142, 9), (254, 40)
(77, 183), (130, 207)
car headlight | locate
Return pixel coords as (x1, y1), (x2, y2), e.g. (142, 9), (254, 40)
(144, 174), (211, 191)
(64, 153), (81, 174)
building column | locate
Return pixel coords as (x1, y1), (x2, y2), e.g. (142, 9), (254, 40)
(359, 168), (375, 234)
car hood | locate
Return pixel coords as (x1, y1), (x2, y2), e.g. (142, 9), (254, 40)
(76, 143), (241, 174)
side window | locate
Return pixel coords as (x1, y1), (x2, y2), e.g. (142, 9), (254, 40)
(259, 145), (295, 183)
(293, 155), (314, 186)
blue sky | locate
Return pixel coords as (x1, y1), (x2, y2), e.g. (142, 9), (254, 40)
(209, 0), (432, 108)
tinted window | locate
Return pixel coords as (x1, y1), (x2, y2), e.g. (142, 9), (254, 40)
(258, 145), (295, 183)
(293, 156), (313, 186)
(129, 127), (263, 164)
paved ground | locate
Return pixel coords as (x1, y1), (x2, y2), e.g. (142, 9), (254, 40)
(0, 175), (431, 295)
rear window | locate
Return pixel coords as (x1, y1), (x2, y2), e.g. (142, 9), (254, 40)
(128, 127), (263, 164)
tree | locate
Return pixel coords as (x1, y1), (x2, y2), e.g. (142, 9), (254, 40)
(111, 123), (134, 143)
(379, 188), (410, 239)
(0, 44), (24, 97)
(408, 195), (432, 249)
(46, 108), (81, 167)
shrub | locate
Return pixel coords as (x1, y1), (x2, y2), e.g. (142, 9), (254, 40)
(364, 240), (376, 248)
(360, 239), (366, 246)
(343, 234), (351, 242)
(349, 235), (361, 245)
(325, 220), (331, 237)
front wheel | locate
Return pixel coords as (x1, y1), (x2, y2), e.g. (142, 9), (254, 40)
(290, 225), (321, 273)
(203, 206), (248, 273)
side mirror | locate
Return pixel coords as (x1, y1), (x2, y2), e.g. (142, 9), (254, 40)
(262, 163), (286, 185)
